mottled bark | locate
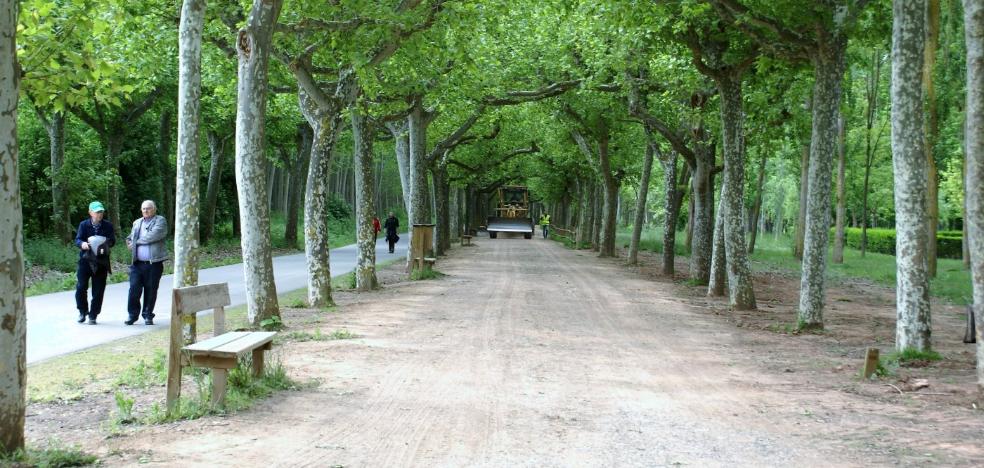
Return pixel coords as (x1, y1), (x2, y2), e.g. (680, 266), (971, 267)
(173, 0), (205, 289)
(628, 141), (655, 265)
(351, 104), (378, 291)
(833, 113), (847, 264)
(299, 90), (341, 308)
(0, 0), (25, 451)
(717, 76), (756, 309)
(963, 0), (984, 389)
(892, 0), (932, 351)
(234, 0), (283, 325)
(798, 35), (849, 330)
(690, 153), (714, 284)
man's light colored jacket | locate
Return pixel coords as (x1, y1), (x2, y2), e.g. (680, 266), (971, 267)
(127, 215), (168, 264)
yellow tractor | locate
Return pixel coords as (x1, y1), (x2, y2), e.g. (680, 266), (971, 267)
(487, 185), (534, 239)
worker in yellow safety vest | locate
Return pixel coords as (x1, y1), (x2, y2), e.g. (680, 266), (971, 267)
(539, 213), (550, 238)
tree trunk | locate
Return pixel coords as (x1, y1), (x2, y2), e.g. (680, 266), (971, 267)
(592, 182), (602, 251)
(893, 0), (932, 351)
(926, 0), (942, 278)
(793, 143), (809, 259)
(39, 110), (71, 243)
(0, 0), (26, 451)
(386, 121), (411, 212)
(158, 110), (174, 231)
(407, 101), (432, 268)
(173, 0), (205, 289)
(798, 36), (849, 330)
(833, 112), (848, 264)
(433, 163), (451, 255)
(685, 190), (694, 250)
(299, 90), (341, 308)
(966, 149), (972, 269)
(669, 163), (690, 271)
(575, 179), (590, 247)
(748, 150), (767, 254)
(202, 131), (227, 245)
(106, 135), (125, 233)
(962, 0), (984, 389)
(285, 123), (311, 249)
(708, 185), (727, 297)
(628, 141), (655, 265)
(234, 0), (283, 325)
(351, 103), (378, 291)
(689, 152), (714, 284)
(717, 76), (756, 310)
(597, 133), (618, 257)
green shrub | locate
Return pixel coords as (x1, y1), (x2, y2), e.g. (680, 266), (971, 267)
(23, 237), (79, 273)
(833, 228), (963, 259)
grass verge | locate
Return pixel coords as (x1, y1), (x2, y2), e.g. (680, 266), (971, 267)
(616, 227), (972, 304)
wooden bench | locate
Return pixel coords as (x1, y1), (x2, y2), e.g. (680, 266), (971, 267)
(412, 256), (437, 271)
(166, 283), (278, 413)
(461, 234), (473, 246)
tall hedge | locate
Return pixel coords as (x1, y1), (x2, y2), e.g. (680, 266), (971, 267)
(832, 227), (963, 259)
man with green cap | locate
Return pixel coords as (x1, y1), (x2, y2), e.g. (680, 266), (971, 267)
(74, 201), (116, 325)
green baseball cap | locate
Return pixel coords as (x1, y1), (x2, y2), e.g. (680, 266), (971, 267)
(88, 201), (105, 212)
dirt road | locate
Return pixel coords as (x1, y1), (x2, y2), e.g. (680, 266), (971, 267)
(100, 236), (981, 466)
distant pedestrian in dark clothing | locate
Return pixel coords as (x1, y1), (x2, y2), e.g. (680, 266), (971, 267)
(373, 216), (381, 243)
(384, 212), (400, 253)
(125, 200), (168, 325)
(75, 201), (116, 325)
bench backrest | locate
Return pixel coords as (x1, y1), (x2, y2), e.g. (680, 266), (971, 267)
(173, 283), (232, 338)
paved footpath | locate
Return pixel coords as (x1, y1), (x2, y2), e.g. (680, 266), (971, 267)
(25, 235), (409, 364)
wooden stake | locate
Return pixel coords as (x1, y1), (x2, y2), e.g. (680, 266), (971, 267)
(862, 347), (880, 379)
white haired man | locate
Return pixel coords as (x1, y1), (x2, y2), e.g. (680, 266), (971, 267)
(125, 200), (168, 325)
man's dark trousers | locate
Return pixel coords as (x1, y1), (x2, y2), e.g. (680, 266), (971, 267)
(128, 260), (164, 321)
(76, 259), (108, 319)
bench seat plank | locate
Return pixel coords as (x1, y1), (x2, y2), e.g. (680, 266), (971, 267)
(184, 331), (276, 358)
(183, 331), (250, 353)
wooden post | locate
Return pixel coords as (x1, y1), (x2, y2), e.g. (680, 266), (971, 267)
(252, 348), (265, 377)
(211, 368), (228, 409)
(862, 347), (880, 379)
(214, 305), (225, 336)
(165, 291), (184, 415)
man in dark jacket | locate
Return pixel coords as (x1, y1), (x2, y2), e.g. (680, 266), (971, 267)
(74, 201), (116, 325)
(384, 212), (400, 253)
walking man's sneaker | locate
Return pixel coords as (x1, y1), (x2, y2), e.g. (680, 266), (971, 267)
(88, 318), (97, 325)
(145, 319), (154, 325)
(124, 318), (136, 325)
(77, 313), (86, 323)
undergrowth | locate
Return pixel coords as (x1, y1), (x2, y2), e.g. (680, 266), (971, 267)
(0, 441), (97, 468)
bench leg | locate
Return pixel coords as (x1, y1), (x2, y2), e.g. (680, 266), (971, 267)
(252, 348), (265, 377)
(211, 368), (228, 409)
